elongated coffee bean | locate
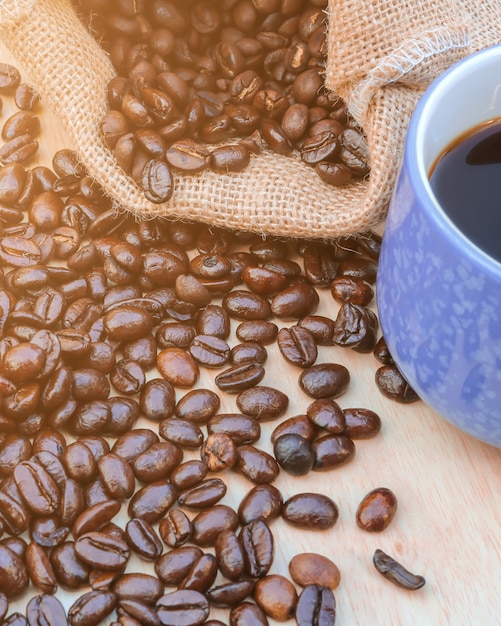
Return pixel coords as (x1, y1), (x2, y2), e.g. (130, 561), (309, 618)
(373, 549), (425, 590)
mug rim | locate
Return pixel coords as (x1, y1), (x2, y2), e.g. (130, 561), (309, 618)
(405, 43), (501, 277)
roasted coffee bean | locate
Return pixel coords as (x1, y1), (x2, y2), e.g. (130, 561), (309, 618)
(0, 544), (29, 599)
(307, 398), (345, 433)
(128, 481), (178, 524)
(154, 546), (204, 587)
(207, 413), (261, 445)
(222, 289), (271, 320)
(96, 453), (135, 500)
(271, 414), (318, 444)
(312, 434), (355, 470)
(200, 433), (237, 472)
(156, 589), (209, 626)
(207, 579), (255, 608)
(104, 306), (155, 341)
(133, 441), (183, 483)
(196, 304), (230, 338)
(372, 549), (425, 590)
(175, 274), (211, 307)
(339, 127), (369, 176)
(113, 572), (164, 605)
(67, 590), (117, 626)
(241, 266), (288, 296)
(375, 365), (420, 403)
(191, 505), (239, 547)
(254, 574), (298, 621)
(229, 601), (269, 626)
(289, 553), (341, 590)
(72, 500), (121, 539)
(178, 552), (218, 594)
(122, 334), (157, 369)
(139, 378), (176, 422)
(125, 518), (163, 561)
(157, 347), (200, 387)
(271, 282), (319, 319)
(373, 335), (394, 365)
(337, 256), (378, 283)
(236, 385), (288, 421)
(117, 599), (161, 626)
(3, 341), (46, 383)
(189, 334), (231, 367)
(236, 445), (280, 484)
(50, 541), (90, 589)
(330, 275), (374, 306)
(214, 529), (245, 582)
(273, 434), (315, 476)
(282, 493), (339, 530)
(230, 341), (267, 366)
(239, 519), (274, 578)
(110, 358), (144, 395)
(26, 593), (68, 625)
(237, 484), (283, 526)
(13, 460), (59, 515)
(159, 508), (192, 548)
(235, 320), (278, 344)
(0, 592), (6, 622)
(297, 315), (335, 345)
(159, 417), (203, 448)
(299, 363), (350, 398)
(156, 322), (196, 349)
(332, 302), (378, 352)
(277, 325), (317, 367)
(215, 362), (265, 392)
(170, 460), (208, 491)
(295, 584), (336, 626)
(342, 407), (382, 439)
(25, 542), (57, 594)
(112, 428), (160, 464)
(0, 133), (38, 164)
(75, 531), (130, 571)
(175, 389), (220, 425)
(356, 487), (398, 532)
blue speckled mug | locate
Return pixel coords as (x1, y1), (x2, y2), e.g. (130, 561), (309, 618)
(377, 45), (501, 448)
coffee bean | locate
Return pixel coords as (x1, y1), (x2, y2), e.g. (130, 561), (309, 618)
(356, 487), (398, 532)
(237, 484), (283, 526)
(175, 389), (220, 425)
(112, 428), (159, 464)
(289, 553), (341, 589)
(154, 546), (204, 587)
(375, 365), (420, 403)
(236, 385), (288, 421)
(75, 531), (130, 571)
(13, 460), (59, 515)
(239, 519), (274, 578)
(241, 266), (288, 296)
(97, 453), (135, 500)
(67, 590), (117, 626)
(342, 407), (382, 439)
(104, 306), (155, 342)
(254, 574), (298, 621)
(125, 518), (163, 561)
(295, 584), (336, 626)
(178, 552), (218, 593)
(236, 445), (280, 484)
(133, 441), (182, 483)
(192, 505), (239, 547)
(72, 500), (121, 539)
(207, 579), (255, 607)
(189, 334), (231, 367)
(128, 481), (178, 524)
(214, 529), (245, 581)
(229, 602), (269, 626)
(222, 290), (271, 320)
(159, 417), (203, 448)
(230, 341), (267, 366)
(26, 594), (68, 626)
(299, 363), (350, 398)
(307, 398), (345, 433)
(157, 347), (200, 387)
(113, 572), (164, 605)
(156, 589), (209, 626)
(372, 549), (425, 590)
(235, 320), (278, 344)
(277, 325), (317, 367)
(215, 362), (265, 393)
(273, 434), (315, 475)
(0, 64), (21, 92)
(25, 542), (57, 594)
(50, 542), (90, 589)
(207, 413), (261, 445)
(159, 508), (192, 548)
(178, 478), (227, 510)
(373, 335), (394, 365)
(282, 493), (339, 530)
(195, 304), (230, 338)
(271, 282), (319, 319)
(170, 460), (208, 491)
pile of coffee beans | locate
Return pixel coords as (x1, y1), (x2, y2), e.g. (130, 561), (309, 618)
(0, 54), (420, 624)
(71, 0), (370, 203)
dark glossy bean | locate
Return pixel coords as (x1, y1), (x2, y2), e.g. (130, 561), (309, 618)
(25, 542), (57, 594)
(112, 428), (160, 463)
(295, 584), (336, 626)
(375, 365), (420, 403)
(128, 481), (178, 524)
(312, 434), (355, 470)
(273, 434), (315, 476)
(13, 460), (59, 515)
(298, 363), (350, 398)
(139, 378), (176, 421)
(254, 574), (298, 621)
(236, 445), (279, 484)
(133, 441), (182, 483)
(271, 282), (319, 319)
(200, 433), (237, 472)
(229, 601), (269, 626)
(26, 593), (68, 626)
(289, 553), (341, 590)
(104, 306), (155, 341)
(0, 544), (29, 599)
(125, 518), (163, 561)
(306, 398), (345, 433)
(196, 304), (230, 339)
(214, 529), (245, 581)
(50, 542), (90, 589)
(170, 460), (208, 491)
(356, 487), (398, 532)
(75, 531), (130, 571)
(159, 508), (192, 548)
(178, 552), (217, 593)
(215, 362), (265, 393)
(157, 348), (199, 387)
(297, 315), (335, 345)
(230, 341), (267, 366)
(271, 414), (318, 444)
(277, 325), (317, 367)
(282, 493), (339, 530)
(155, 589), (209, 626)
(191, 505), (239, 547)
(222, 290), (271, 320)
(342, 407), (382, 439)
(235, 320), (278, 344)
(175, 389), (220, 425)
(372, 549), (425, 590)
(154, 546), (204, 587)
(97, 453), (135, 500)
(67, 590), (117, 626)
(373, 335), (394, 365)
(159, 418), (203, 448)
(237, 484), (283, 526)
(72, 500), (121, 539)
(239, 519), (274, 578)
(113, 572), (164, 605)
(207, 413), (261, 445)
(189, 334), (230, 368)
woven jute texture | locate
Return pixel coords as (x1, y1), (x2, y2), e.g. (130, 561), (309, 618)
(0, 0), (499, 239)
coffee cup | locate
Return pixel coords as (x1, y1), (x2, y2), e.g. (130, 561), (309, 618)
(377, 44), (501, 448)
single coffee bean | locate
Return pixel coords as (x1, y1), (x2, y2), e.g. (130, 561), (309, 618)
(239, 519), (274, 578)
(277, 325), (317, 367)
(50, 542), (90, 589)
(139, 378), (176, 422)
(282, 493), (339, 530)
(13, 460), (59, 515)
(206, 579), (255, 608)
(26, 593), (68, 626)
(215, 362), (265, 393)
(128, 481), (178, 524)
(74, 531), (130, 571)
(373, 335), (394, 365)
(97, 453), (135, 500)
(112, 428), (159, 464)
(230, 341), (267, 366)
(178, 478), (227, 510)
(254, 574), (298, 621)
(237, 484), (283, 526)
(271, 414), (318, 445)
(236, 445), (280, 484)
(330, 275), (374, 306)
(125, 518), (163, 561)
(157, 347), (200, 387)
(113, 572), (164, 605)
(241, 266), (288, 296)
(229, 601), (269, 626)
(289, 553), (341, 590)
(175, 389), (220, 425)
(154, 546), (204, 587)
(195, 304), (230, 338)
(159, 508), (192, 548)
(306, 398), (345, 433)
(72, 500), (121, 539)
(297, 315), (335, 345)
(178, 552), (218, 593)
(200, 433), (237, 472)
(214, 529), (245, 581)
(104, 306), (155, 342)
(159, 417), (203, 448)
(273, 434), (315, 476)
(207, 413), (261, 445)
(342, 407), (382, 439)
(222, 289), (271, 320)
(375, 365), (420, 403)
(0, 544), (29, 599)
(236, 385), (288, 421)
(372, 549), (425, 590)
(295, 584), (336, 626)
(67, 590), (117, 626)
(235, 320), (278, 344)
(25, 542), (57, 594)
(271, 282), (319, 319)
(189, 334), (231, 368)
(191, 505), (239, 547)
(356, 487), (398, 532)
(156, 589), (209, 626)
(312, 434), (355, 471)
(299, 363), (350, 398)
(170, 460), (208, 491)
(132, 441), (183, 483)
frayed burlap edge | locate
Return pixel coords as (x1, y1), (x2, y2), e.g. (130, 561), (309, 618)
(0, 0), (481, 240)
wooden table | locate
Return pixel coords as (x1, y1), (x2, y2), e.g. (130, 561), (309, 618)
(1, 41), (500, 626)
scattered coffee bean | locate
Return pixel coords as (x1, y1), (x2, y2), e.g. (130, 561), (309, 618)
(282, 493), (339, 530)
(295, 584), (336, 626)
(373, 549), (426, 590)
(356, 487), (398, 532)
(289, 553), (341, 590)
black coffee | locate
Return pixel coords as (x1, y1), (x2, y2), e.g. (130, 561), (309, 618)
(429, 118), (501, 263)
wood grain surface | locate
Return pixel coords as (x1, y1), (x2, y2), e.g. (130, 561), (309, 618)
(1, 40), (500, 626)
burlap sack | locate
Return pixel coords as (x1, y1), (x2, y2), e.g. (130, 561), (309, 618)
(0, 0), (499, 239)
